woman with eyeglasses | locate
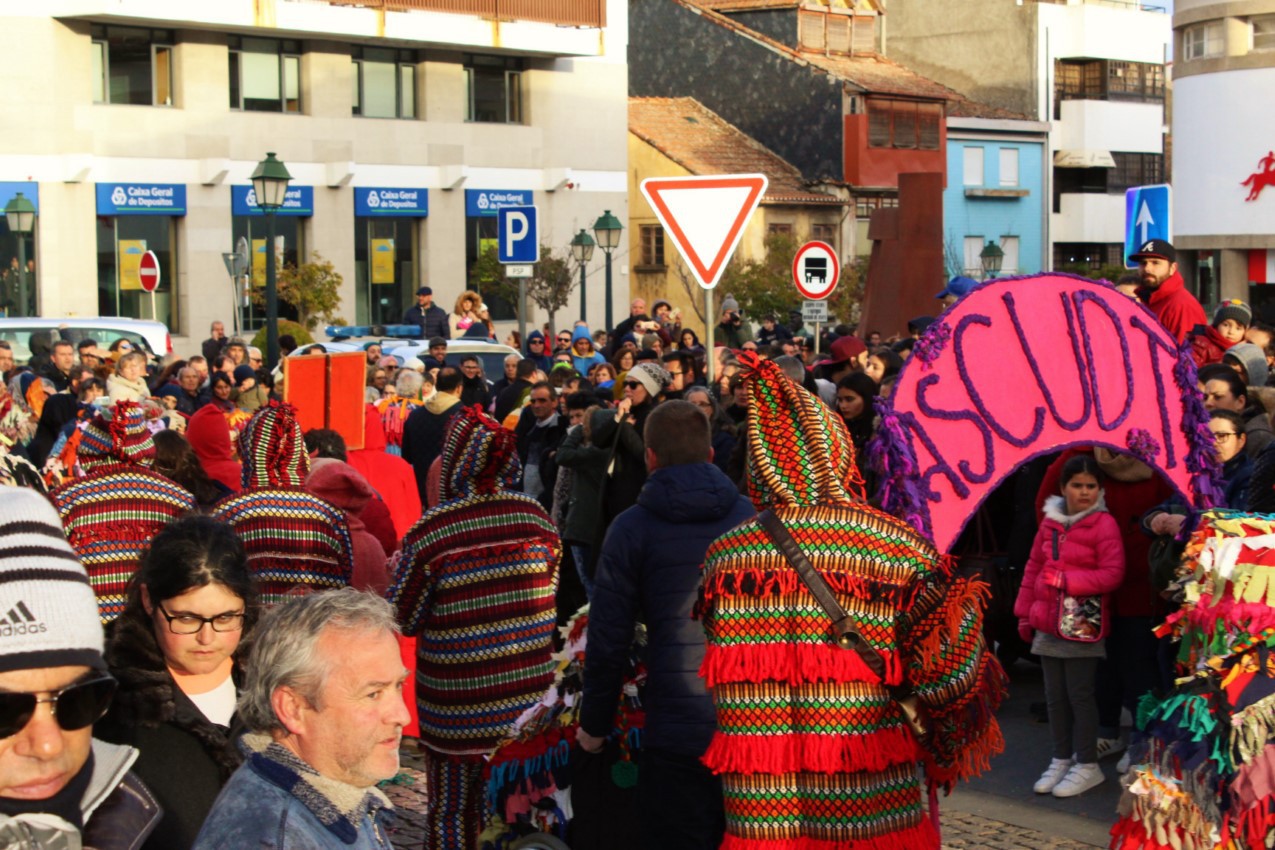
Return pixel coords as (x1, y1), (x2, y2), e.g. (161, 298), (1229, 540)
(96, 515), (258, 850)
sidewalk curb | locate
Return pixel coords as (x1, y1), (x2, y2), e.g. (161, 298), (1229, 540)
(942, 788), (1111, 848)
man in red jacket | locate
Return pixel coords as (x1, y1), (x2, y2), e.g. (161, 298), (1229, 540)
(1132, 239), (1205, 344)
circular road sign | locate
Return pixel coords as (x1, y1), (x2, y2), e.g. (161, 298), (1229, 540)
(792, 241), (839, 300)
(138, 250), (161, 293)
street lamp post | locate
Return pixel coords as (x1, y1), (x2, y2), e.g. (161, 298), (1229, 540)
(570, 229), (595, 324)
(5, 193), (36, 318)
(250, 152), (293, 370)
(980, 240), (1004, 280)
(592, 210), (622, 333)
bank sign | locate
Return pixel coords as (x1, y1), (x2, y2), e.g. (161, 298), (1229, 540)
(96, 183), (187, 216)
(355, 187), (429, 217)
(465, 189), (533, 217)
(231, 185), (314, 217)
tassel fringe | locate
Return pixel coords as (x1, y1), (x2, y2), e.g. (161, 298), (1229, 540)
(702, 727), (922, 776)
(913, 577), (990, 663)
(720, 816), (938, 850)
(700, 642), (902, 688)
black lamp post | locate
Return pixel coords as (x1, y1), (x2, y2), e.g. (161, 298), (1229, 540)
(592, 210), (622, 332)
(5, 193), (35, 317)
(250, 152), (292, 369)
(570, 229), (595, 324)
(980, 240), (1004, 280)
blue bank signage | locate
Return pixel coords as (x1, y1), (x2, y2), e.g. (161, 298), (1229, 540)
(465, 189), (533, 217)
(355, 187), (429, 217)
(96, 183), (187, 216)
(231, 185), (314, 217)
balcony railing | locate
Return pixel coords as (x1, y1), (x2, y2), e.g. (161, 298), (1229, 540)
(325, 0), (606, 27)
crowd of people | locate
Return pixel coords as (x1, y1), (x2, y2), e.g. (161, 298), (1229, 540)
(0, 238), (1270, 850)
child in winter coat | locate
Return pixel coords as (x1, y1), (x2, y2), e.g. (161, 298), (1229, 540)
(1015, 454), (1126, 798)
(1189, 298), (1250, 368)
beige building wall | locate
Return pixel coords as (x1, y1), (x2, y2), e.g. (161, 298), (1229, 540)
(1, 11), (627, 351)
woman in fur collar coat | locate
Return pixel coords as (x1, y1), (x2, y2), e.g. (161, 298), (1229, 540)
(95, 515), (259, 850)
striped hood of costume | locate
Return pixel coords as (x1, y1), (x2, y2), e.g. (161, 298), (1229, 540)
(238, 402), (309, 489)
(739, 351), (864, 510)
(440, 405), (520, 501)
(78, 401), (155, 474)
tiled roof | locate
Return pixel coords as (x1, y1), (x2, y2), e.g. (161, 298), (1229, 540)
(629, 97), (843, 204)
(946, 96), (1035, 121)
(692, 0), (799, 9)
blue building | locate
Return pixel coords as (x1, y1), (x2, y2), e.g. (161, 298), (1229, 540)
(944, 107), (1050, 280)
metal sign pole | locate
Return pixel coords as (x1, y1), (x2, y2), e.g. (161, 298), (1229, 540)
(150, 290), (157, 322)
(518, 277), (527, 348)
(814, 321), (821, 357)
(705, 286), (715, 389)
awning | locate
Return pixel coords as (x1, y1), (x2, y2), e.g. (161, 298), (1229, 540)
(1053, 150), (1116, 168)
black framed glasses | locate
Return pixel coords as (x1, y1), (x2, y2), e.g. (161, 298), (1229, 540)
(156, 603), (246, 635)
(624, 381), (642, 389)
(1213, 432), (1240, 442)
(0, 675), (116, 739)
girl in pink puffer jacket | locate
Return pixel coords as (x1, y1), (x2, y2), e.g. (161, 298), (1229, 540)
(1014, 454), (1125, 799)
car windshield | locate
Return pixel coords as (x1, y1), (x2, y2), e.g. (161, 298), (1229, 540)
(0, 327), (155, 362)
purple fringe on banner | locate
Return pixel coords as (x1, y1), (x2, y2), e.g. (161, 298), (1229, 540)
(911, 320), (951, 370)
(867, 395), (932, 540)
(1173, 342), (1225, 509)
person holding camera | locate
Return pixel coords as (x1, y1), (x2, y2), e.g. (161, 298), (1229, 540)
(713, 296), (754, 350)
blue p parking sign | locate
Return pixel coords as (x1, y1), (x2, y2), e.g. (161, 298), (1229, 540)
(497, 206), (539, 264)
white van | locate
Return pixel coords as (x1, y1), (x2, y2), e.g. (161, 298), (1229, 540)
(0, 318), (172, 362)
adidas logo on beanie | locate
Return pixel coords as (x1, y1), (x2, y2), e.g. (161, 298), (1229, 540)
(0, 488), (104, 674)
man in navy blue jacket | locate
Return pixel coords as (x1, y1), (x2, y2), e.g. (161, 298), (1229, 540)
(578, 400), (754, 850)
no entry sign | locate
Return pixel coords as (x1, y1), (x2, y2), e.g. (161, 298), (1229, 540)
(138, 250), (161, 293)
(792, 241), (839, 300)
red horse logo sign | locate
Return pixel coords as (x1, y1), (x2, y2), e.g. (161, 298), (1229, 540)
(1242, 150), (1275, 201)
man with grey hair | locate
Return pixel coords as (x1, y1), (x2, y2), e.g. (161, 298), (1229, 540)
(193, 589), (409, 850)
(394, 367), (426, 401)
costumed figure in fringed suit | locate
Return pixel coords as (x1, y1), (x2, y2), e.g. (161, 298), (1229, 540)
(212, 402), (354, 606)
(696, 353), (1007, 850)
(49, 401), (195, 622)
(388, 405), (561, 850)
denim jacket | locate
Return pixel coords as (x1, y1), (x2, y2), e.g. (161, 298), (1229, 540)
(192, 734), (395, 850)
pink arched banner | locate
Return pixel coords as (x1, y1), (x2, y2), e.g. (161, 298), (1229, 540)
(871, 273), (1222, 553)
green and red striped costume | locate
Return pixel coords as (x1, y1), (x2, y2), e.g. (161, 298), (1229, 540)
(388, 405), (560, 850)
(698, 354), (1006, 850)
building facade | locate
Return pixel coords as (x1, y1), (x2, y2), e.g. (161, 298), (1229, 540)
(1172, 0), (1275, 316)
(886, 0), (1170, 276)
(0, 0), (627, 350)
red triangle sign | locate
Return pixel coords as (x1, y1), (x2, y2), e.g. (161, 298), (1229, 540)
(640, 174), (768, 289)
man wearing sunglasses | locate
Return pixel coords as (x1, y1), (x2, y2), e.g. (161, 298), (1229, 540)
(0, 489), (160, 847)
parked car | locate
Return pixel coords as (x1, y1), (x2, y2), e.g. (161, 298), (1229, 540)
(290, 327), (518, 379)
(0, 317), (171, 362)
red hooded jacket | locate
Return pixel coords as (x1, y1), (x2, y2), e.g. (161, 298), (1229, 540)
(1140, 271), (1207, 344)
(186, 405), (243, 493)
(349, 405), (423, 542)
(304, 459), (390, 595)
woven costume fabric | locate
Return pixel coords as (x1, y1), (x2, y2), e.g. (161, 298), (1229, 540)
(389, 406), (561, 757)
(49, 465), (195, 623)
(423, 753), (486, 850)
(214, 402), (354, 607)
(77, 401), (156, 474)
(698, 355), (1005, 850)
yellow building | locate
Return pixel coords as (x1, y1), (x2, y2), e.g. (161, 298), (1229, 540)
(628, 97), (848, 339)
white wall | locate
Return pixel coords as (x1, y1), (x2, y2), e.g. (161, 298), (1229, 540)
(1052, 192), (1126, 244)
(1174, 67), (1275, 239)
(1055, 100), (1164, 154)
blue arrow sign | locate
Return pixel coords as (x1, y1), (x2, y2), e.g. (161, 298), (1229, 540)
(497, 205), (539, 264)
(1124, 184), (1171, 267)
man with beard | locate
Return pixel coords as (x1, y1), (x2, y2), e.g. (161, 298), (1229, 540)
(1131, 239), (1204, 344)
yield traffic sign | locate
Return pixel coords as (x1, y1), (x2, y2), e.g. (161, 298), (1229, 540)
(1124, 185), (1171, 267)
(138, 250), (161, 293)
(497, 205), (539, 264)
(639, 174), (768, 289)
(792, 241), (839, 300)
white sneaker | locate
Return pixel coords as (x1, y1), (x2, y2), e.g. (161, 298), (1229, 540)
(1052, 762), (1104, 798)
(1095, 736), (1126, 760)
(1116, 751), (1132, 774)
(1033, 758), (1074, 794)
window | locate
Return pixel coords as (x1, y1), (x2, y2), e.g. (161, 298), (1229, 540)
(1053, 243), (1124, 272)
(91, 26), (173, 106)
(1109, 152), (1164, 192)
(1254, 15), (1275, 52)
(466, 55), (523, 123)
(1184, 22), (1223, 59)
(812, 223), (837, 249)
(999, 148), (1019, 187)
(352, 47), (416, 119)
(999, 236), (1020, 275)
(229, 37), (301, 113)
(1054, 59), (1164, 116)
(639, 225), (665, 267)
(963, 147), (985, 186)
(798, 11), (877, 56)
(867, 99), (942, 150)
(963, 237), (985, 277)
(767, 223), (795, 238)
(855, 195), (897, 218)
(96, 215), (178, 328)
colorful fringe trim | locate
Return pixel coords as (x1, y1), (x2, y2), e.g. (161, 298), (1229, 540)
(719, 814), (938, 850)
(702, 727), (922, 776)
(701, 642), (902, 689)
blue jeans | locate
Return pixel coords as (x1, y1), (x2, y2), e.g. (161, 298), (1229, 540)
(571, 543), (594, 601)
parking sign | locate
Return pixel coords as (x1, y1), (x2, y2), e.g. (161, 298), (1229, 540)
(497, 205), (539, 264)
